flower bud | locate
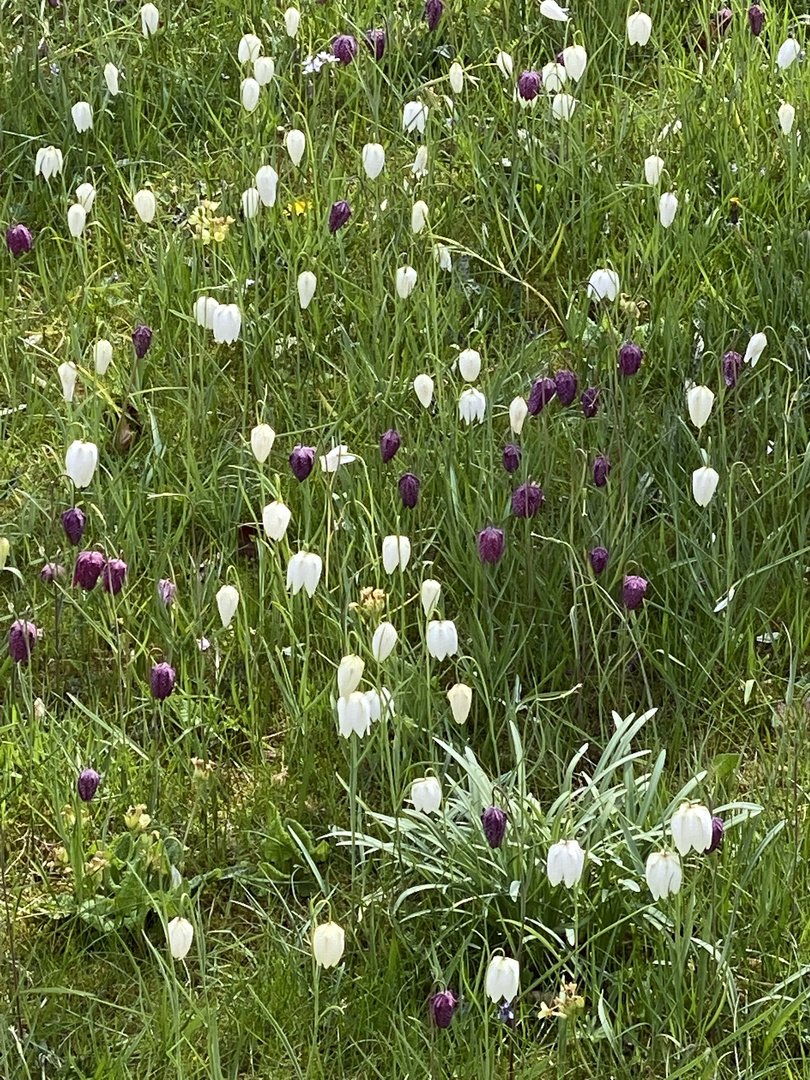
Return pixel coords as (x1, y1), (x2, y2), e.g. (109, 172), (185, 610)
(290, 445), (316, 481)
(511, 481), (543, 518)
(398, 473), (420, 509)
(365, 28), (386, 59)
(589, 546), (609, 574)
(328, 200), (352, 234)
(447, 682), (472, 723)
(62, 507), (86, 545)
(554, 369), (578, 406)
(593, 455), (611, 488)
(622, 574), (648, 611)
(517, 69), (541, 101)
(503, 444), (521, 473)
(132, 325), (153, 359)
(481, 806), (508, 848)
(430, 990), (458, 1028)
(424, 0), (443, 30)
(102, 557), (128, 595)
(722, 350), (743, 388)
(618, 342), (643, 376)
(150, 661), (176, 700)
(9, 620), (37, 663)
(581, 387), (600, 418)
(706, 815), (724, 853)
(332, 34), (358, 64)
(380, 428), (401, 463)
(6, 224), (33, 257)
(77, 768), (100, 802)
(74, 551), (105, 591)
(478, 526), (505, 564)
(747, 4), (765, 35)
(250, 424), (275, 463)
(40, 562), (66, 583)
(158, 578), (177, 605)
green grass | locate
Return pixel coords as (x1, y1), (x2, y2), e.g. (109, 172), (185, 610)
(4, 0), (810, 1076)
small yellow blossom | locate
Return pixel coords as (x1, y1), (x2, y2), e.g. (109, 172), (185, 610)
(187, 200), (234, 243)
(539, 981), (585, 1020)
(284, 198), (311, 217)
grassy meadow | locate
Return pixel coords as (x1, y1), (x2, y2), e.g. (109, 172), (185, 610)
(3, 0), (810, 1077)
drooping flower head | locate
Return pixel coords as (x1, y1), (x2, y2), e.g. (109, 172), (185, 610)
(77, 768), (101, 802)
(62, 507), (86, 546)
(478, 526), (505, 564)
(40, 563), (66, 583)
(365, 28), (386, 59)
(290, 445), (316, 481)
(722, 350), (743, 389)
(332, 34), (358, 64)
(424, 0), (443, 30)
(623, 574), (648, 611)
(502, 444), (521, 473)
(527, 377), (556, 415)
(6, 225), (33, 257)
(618, 342), (643, 376)
(517, 69), (541, 101)
(512, 481), (543, 518)
(706, 815), (724, 853)
(593, 455), (611, 488)
(380, 429), (401, 463)
(712, 7), (733, 35)
(74, 551), (105, 591)
(554, 369), (578, 406)
(399, 473), (420, 509)
(481, 806), (508, 848)
(589, 546), (609, 574)
(102, 557), (128, 595)
(9, 620), (37, 664)
(158, 578), (177, 606)
(430, 990), (458, 1028)
(151, 661), (177, 700)
(328, 200), (352, 233)
(747, 4), (765, 35)
(581, 387), (600, 418)
(132, 325), (152, 359)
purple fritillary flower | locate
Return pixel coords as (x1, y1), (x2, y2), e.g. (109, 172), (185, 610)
(481, 806), (508, 848)
(150, 661), (177, 700)
(290, 445), (316, 481)
(332, 34), (358, 64)
(74, 550), (105, 591)
(399, 472), (420, 509)
(618, 342), (643, 376)
(132, 325), (152, 359)
(589, 547), (609, 574)
(512, 481), (543, 518)
(748, 4), (765, 35)
(498, 1001), (515, 1024)
(40, 562), (66, 583)
(517, 70), (541, 101)
(430, 990), (458, 1028)
(593, 455), (611, 488)
(527, 377), (556, 416)
(503, 444), (521, 473)
(158, 578), (177, 605)
(380, 428), (402, 463)
(554, 369), (578, 407)
(424, 0), (443, 30)
(9, 620), (37, 664)
(722, 350), (743, 389)
(328, 200), (352, 234)
(102, 557), (128, 595)
(623, 574), (648, 611)
(581, 387), (600, 418)
(713, 7), (733, 34)
(706, 816), (724, 853)
(77, 768), (100, 802)
(62, 507), (86, 545)
(365, 28), (386, 59)
(478, 526), (505, 564)
(7, 224), (33, 257)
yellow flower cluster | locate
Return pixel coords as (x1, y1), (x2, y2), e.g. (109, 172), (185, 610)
(187, 200), (234, 243)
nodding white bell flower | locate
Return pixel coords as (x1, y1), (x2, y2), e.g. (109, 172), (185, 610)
(541, 62), (567, 92)
(254, 56), (275, 85)
(104, 63), (120, 95)
(449, 61), (464, 94)
(434, 243), (452, 271)
(645, 850), (682, 900)
(644, 155), (664, 185)
(362, 143), (385, 180)
(776, 37), (800, 69)
(297, 270), (317, 309)
(458, 348), (481, 382)
(238, 33), (262, 63)
(412, 145), (429, 177)
(67, 203), (87, 238)
(414, 374), (434, 408)
(426, 619), (458, 660)
(262, 500), (291, 541)
(286, 551), (322, 596)
(93, 339), (113, 375)
(255, 165), (278, 207)
(365, 686), (395, 722)
(447, 682), (472, 724)
(133, 189), (157, 223)
(216, 584), (240, 628)
(692, 466), (719, 507)
(659, 192), (678, 228)
(382, 534), (411, 574)
(140, 3), (159, 37)
(212, 304), (242, 345)
(403, 101), (428, 133)
(627, 11), (652, 45)
(458, 387), (486, 425)
(194, 295), (218, 329)
(540, 0), (569, 19)
(411, 201), (429, 234)
(686, 384), (714, 429)
(495, 51), (514, 77)
(241, 77), (260, 113)
(371, 621), (398, 662)
(337, 692), (371, 738)
(65, 440), (98, 488)
(319, 444), (356, 472)
(410, 776), (442, 814)
(250, 423), (275, 463)
(242, 187), (261, 218)
(551, 93), (578, 121)
(485, 956), (519, 1003)
(395, 265), (418, 299)
(421, 579), (442, 617)
(71, 101), (93, 132)
(562, 44), (587, 82)
(75, 183), (96, 212)
(587, 268), (620, 301)
(509, 396), (528, 435)
(744, 331), (767, 366)
(778, 101), (796, 134)
(58, 362), (78, 402)
(286, 128), (306, 166)
(166, 916), (193, 960)
(284, 7), (300, 37)
(337, 654), (365, 697)
(671, 801), (713, 855)
(35, 146), (63, 181)
(312, 921), (344, 967)
(547, 839), (585, 887)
